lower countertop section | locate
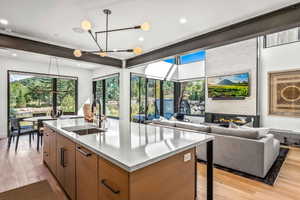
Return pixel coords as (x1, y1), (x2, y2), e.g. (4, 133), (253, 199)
(44, 118), (214, 172)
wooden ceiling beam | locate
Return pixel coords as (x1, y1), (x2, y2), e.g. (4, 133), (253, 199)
(0, 33), (122, 68)
(126, 3), (300, 67)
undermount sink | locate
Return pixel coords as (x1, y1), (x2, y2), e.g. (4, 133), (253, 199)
(62, 126), (106, 135)
(72, 128), (105, 135)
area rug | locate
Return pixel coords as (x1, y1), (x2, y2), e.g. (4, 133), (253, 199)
(0, 180), (58, 200)
(198, 147), (289, 186)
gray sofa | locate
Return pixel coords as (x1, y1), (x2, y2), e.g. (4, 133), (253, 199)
(152, 119), (280, 178)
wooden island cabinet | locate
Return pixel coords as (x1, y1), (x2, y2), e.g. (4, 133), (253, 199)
(43, 121), (214, 200)
(76, 145), (98, 200)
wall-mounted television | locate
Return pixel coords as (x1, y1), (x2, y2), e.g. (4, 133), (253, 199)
(207, 72), (250, 100)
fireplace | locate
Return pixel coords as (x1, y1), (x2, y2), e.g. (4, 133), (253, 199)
(205, 113), (260, 127)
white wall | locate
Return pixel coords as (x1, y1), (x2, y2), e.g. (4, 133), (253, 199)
(260, 38), (300, 130)
(0, 56), (93, 138)
(205, 39), (258, 115)
(92, 65), (122, 79)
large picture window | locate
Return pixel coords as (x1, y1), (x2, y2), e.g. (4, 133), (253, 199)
(93, 74), (119, 118)
(179, 80), (205, 116)
(8, 71), (78, 135)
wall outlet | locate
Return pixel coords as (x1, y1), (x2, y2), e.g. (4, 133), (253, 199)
(184, 153), (192, 162)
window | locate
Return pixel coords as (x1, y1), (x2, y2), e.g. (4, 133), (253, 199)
(8, 71), (78, 135)
(264, 27), (300, 48)
(130, 75), (141, 121)
(93, 74), (119, 118)
(147, 79), (156, 120)
(179, 80), (205, 116)
(57, 78), (76, 114)
(155, 80), (161, 115)
(163, 81), (174, 119)
(95, 80), (104, 113)
(130, 74), (174, 122)
(130, 75), (147, 122)
(105, 76), (119, 117)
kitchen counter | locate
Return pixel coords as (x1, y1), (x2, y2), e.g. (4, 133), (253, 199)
(44, 118), (214, 172)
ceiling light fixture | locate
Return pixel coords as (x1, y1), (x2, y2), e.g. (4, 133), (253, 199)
(12, 53), (17, 57)
(179, 17), (187, 24)
(0, 18), (8, 25)
(73, 49), (82, 57)
(74, 9), (150, 58)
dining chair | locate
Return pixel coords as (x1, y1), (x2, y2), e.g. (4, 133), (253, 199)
(8, 118), (37, 151)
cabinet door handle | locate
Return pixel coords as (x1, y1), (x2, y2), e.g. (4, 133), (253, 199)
(60, 148), (66, 168)
(101, 179), (120, 194)
(77, 146), (92, 157)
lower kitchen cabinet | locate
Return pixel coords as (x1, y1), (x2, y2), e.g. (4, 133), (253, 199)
(43, 128), (51, 166)
(76, 145), (98, 200)
(98, 157), (129, 200)
(49, 129), (57, 175)
(56, 134), (76, 200)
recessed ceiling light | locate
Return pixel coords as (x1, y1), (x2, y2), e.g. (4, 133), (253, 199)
(138, 36), (144, 42)
(0, 18), (8, 25)
(179, 17), (187, 24)
(12, 53), (17, 57)
(77, 63), (81, 67)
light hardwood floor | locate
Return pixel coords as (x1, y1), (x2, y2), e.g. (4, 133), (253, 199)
(0, 136), (68, 200)
(1, 136), (300, 200)
(198, 146), (300, 200)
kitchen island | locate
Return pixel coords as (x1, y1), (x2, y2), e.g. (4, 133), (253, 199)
(43, 118), (214, 200)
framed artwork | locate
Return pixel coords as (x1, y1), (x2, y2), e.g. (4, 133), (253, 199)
(269, 70), (300, 117)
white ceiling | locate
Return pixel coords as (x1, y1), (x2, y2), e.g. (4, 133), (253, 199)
(0, 48), (102, 70)
(0, 0), (299, 60)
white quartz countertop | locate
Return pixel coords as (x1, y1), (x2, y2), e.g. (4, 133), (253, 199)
(44, 118), (214, 172)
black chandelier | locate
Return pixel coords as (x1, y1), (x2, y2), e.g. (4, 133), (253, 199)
(73, 9), (150, 58)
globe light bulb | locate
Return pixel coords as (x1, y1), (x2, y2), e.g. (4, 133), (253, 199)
(99, 52), (108, 57)
(73, 49), (82, 57)
(141, 22), (150, 31)
(81, 20), (92, 31)
(133, 47), (143, 55)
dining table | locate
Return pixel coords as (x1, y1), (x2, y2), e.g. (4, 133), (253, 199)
(23, 115), (83, 151)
